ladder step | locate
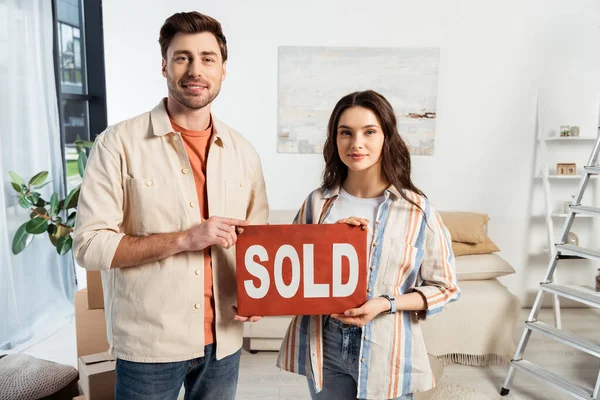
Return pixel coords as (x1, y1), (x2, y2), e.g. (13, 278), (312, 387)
(556, 244), (600, 261)
(541, 283), (600, 308)
(584, 165), (600, 174)
(526, 321), (600, 358)
(510, 360), (593, 400)
(570, 205), (600, 217)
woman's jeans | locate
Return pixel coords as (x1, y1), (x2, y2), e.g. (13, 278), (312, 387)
(307, 316), (413, 400)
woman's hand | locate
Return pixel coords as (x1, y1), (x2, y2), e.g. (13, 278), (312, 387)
(336, 216), (369, 230)
(330, 297), (390, 327)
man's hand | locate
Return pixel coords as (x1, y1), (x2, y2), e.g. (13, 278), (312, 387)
(330, 297), (390, 328)
(336, 216), (369, 230)
(231, 306), (262, 323)
(181, 216), (248, 252)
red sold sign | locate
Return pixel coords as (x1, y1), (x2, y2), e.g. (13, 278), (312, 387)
(236, 224), (367, 316)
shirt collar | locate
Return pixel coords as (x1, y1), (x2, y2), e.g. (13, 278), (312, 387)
(150, 98), (228, 147)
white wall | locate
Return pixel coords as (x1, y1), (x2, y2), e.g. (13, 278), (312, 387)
(102, 0), (600, 305)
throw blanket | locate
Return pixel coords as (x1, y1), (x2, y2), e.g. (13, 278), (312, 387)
(420, 279), (520, 366)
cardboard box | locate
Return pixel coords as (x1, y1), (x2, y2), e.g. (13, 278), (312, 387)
(75, 288), (109, 357)
(78, 352), (116, 400)
(87, 270), (105, 309)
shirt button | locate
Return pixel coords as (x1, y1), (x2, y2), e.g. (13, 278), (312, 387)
(240, 181), (244, 187)
(189, 201), (196, 208)
(364, 335), (369, 341)
(173, 135), (180, 140)
(195, 269), (202, 275)
(375, 220), (380, 224)
(146, 180), (153, 187)
(182, 168), (190, 174)
(367, 287), (372, 293)
(361, 357), (366, 363)
(194, 303), (202, 309)
(372, 242), (378, 247)
(369, 265), (374, 271)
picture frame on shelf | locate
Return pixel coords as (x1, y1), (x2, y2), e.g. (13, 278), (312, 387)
(556, 163), (576, 175)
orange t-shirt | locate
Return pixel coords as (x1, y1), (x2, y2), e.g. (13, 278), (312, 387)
(170, 119), (215, 345)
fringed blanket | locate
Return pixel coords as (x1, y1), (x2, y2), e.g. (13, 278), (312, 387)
(420, 279), (520, 366)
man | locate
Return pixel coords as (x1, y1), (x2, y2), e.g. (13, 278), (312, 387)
(73, 11), (268, 399)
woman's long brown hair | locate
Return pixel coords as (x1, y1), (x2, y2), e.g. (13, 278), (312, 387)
(322, 90), (426, 212)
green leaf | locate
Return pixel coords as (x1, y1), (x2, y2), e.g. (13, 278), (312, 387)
(66, 211), (77, 228)
(77, 152), (88, 177)
(55, 224), (70, 238)
(18, 195), (31, 209)
(11, 182), (22, 192)
(12, 222), (32, 254)
(64, 186), (80, 210)
(33, 181), (53, 190)
(9, 171), (24, 186)
(29, 171), (49, 186)
(25, 217), (49, 234)
(56, 236), (72, 255)
(35, 197), (47, 207)
(30, 207), (47, 219)
(47, 224), (58, 246)
(31, 193), (40, 205)
(50, 193), (59, 216)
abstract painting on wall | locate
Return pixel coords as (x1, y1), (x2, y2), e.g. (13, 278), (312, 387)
(277, 47), (440, 155)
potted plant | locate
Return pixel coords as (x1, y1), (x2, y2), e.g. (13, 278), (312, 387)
(8, 139), (93, 255)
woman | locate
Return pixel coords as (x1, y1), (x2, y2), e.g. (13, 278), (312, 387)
(277, 90), (460, 399)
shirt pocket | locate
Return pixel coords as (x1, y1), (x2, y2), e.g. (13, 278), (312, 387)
(224, 179), (251, 220)
(382, 237), (425, 288)
(124, 177), (180, 234)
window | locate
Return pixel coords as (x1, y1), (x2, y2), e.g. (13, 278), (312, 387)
(52, 0), (107, 192)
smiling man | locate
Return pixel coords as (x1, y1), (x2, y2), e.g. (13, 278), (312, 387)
(73, 12), (268, 400)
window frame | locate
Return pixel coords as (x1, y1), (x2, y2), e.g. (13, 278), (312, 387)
(51, 0), (107, 186)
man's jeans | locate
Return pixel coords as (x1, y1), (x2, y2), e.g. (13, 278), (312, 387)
(115, 344), (240, 400)
(307, 316), (413, 400)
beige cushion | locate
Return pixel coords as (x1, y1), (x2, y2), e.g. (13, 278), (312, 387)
(455, 253), (515, 280)
(440, 212), (489, 244)
(0, 354), (79, 400)
(452, 236), (500, 256)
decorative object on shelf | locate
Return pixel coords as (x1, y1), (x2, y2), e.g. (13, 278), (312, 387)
(560, 125), (571, 137)
(556, 163), (576, 175)
(562, 195), (575, 213)
(565, 232), (579, 246)
(569, 126), (580, 137)
(596, 268), (600, 292)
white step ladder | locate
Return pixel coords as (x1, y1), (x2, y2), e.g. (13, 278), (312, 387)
(501, 134), (600, 399)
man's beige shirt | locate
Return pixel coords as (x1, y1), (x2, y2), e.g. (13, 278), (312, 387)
(73, 99), (269, 362)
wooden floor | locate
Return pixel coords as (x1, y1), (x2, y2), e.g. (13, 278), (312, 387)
(18, 308), (600, 399)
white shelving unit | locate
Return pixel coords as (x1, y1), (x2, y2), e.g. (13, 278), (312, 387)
(544, 137), (598, 142)
(533, 100), (600, 329)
